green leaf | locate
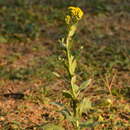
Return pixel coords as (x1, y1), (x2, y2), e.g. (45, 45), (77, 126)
(60, 109), (74, 122)
(63, 90), (73, 99)
(42, 124), (64, 130)
(69, 55), (74, 64)
(71, 76), (76, 86)
(59, 38), (66, 50)
(70, 76), (79, 97)
(68, 25), (77, 37)
(72, 84), (79, 97)
(68, 54), (77, 75)
(51, 102), (64, 107)
(52, 72), (60, 77)
(71, 59), (77, 74)
(77, 98), (92, 117)
(80, 120), (98, 128)
(79, 79), (92, 92)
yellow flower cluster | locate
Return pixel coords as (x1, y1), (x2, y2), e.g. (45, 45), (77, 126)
(65, 6), (84, 25)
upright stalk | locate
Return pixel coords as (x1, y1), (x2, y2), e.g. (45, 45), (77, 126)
(60, 7), (92, 130)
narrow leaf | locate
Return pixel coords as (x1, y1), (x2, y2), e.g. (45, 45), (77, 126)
(71, 76), (76, 86)
(63, 90), (73, 99)
(51, 102), (64, 107)
(79, 79), (92, 92)
(72, 84), (79, 97)
(80, 120), (98, 128)
(77, 98), (92, 116)
(60, 109), (74, 122)
(72, 59), (77, 73)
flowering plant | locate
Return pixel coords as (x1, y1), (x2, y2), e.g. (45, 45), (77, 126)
(57, 7), (92, 129)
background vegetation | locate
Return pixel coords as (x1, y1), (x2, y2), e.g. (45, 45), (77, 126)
(0, 0), (130, 129)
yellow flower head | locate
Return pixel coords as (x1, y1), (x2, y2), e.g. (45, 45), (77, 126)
(65, 6), (84, 25)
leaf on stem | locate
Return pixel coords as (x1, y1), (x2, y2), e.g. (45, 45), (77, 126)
(71, 76), (80, 97)
(68, 25), (77, 37)
(72, 84), (80, 98)
(60, 109), (74, 122)
(51, 102), (64, 107)
(63, 90), (73, 99)
(79, 79), (92, 92)
(69, 59), (77, 75)
(71, 76), (77, 85)
(80, 119), (98, 128)
(77, 98), (92, 117)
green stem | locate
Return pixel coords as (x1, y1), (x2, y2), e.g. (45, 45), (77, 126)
(66, 46), (71, 78)
(66, 27), (80, 130)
